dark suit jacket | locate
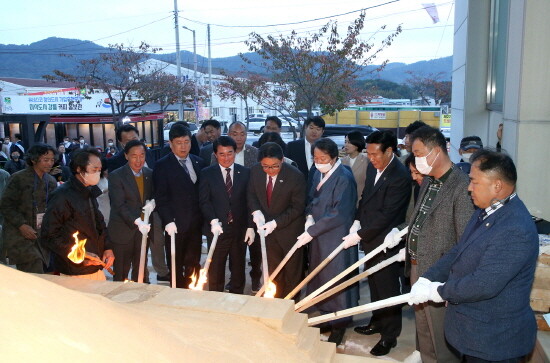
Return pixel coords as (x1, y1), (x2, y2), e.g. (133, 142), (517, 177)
(286, 138), (310, 179)
(247, 162), (306, 248)
(107, 164), (153, 245)
(107, 149), (156, 173)
(199, 143), (214, 167)
(153, 153), (205, 231)
(424, 196), (538, 361)
(356, 156), (411, 257)
(199, 163), (252, 228)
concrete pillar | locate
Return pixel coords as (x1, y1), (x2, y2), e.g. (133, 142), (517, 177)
(502, 0), (550, 219)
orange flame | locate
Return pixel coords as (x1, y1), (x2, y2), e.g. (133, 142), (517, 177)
(67, 231), (87, 264)
(123, 279), (132, 283)
(264, 281), (277, 298)
(189, 269), (207, 290)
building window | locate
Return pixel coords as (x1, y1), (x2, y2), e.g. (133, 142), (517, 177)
(229, 107), (237, 115)
(248, 106), (254, 114)
(487, 0), (509, 111)
(213, 108), (220, 117)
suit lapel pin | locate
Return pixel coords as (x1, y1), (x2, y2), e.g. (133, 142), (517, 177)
(279, 180), (283, 183)
(485, 223), (490, 227)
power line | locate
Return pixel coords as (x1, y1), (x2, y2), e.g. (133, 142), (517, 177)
(181, 0), (401, 28)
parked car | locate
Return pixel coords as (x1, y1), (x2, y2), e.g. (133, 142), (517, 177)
(322, 124), (378, 149)
(163, 122), (198, 141)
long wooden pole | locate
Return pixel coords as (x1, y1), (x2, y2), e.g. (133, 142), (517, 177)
(308, 293), (411, 326)
(138, 199), (155, 283)
(284, 242), (345, 300)
(170, 231), (176, 288)
(296, 249), (405, 312)
(295, 226), (409, 309)
(258, 229), (269, 291)
(255, 242), (300, 297)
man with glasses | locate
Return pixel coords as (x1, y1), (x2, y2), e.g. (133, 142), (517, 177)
(286, 116), (325, 181)
(247, 142), (306, 298)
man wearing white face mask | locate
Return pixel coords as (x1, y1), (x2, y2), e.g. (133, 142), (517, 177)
(41, 147), (115, 279)
(404, 126), (474, 363)
(456, 136), (483, 174)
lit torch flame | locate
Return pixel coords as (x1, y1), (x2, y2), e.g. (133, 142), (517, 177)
(264, 281), (277, 298)
(67, 231), (87, 264)
(189, 269), (207, 290)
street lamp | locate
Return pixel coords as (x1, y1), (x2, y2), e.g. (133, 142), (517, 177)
(182, 25), (199, 125)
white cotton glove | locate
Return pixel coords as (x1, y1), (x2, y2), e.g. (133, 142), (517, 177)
(382, 227), (401, 250)
(296, 231), (313, 247)
(210, 219), (224, 235)
(408, 277), (432, 305)
(252, 210), (265, 228)
(260, 220), (277, 237)
(305, 215), (315, 231)
(164, 222), (178, 236)
(349, 220), (361, 234)
(142, 199), (156, 217)
(428, 282), (445, 303)
(342, 232), (361, 249)
(244, 228), (255, 245)
(134, 218), (151, 235)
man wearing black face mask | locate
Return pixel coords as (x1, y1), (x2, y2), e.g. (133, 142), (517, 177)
(401, 126), (474, 363)
(4, 151), (26, 175)
(41, 147), (114, 279)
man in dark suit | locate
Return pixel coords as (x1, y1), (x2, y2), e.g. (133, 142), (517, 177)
(342, 130), (412, 356)
(410, 150), (538, 362)
(286, 116), (324, 181)
(153, 124), (205, 288)
(160, 121), (201, 158)
(107, 124), (156, 172)
(199, 136), (254, 294)
(247, 142), (306, 298)
(251, 116), (287, 152)
(9, 133), (25, 155)
(199, 119), (222, 166)
(108, 140), (153, 282)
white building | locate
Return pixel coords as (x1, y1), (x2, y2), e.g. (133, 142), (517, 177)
(453, 0), (550, 220)
(140, 59), (292, 122)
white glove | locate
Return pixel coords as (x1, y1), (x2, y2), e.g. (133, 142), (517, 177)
(342, 232), (361, 249)
(142, 199), (156, 217)
(260, 220), (277, 237)
(349, 220), (361, 234)
(296, 231), (313, 247)
(210, 219), (224, 235)
(252, 210), (265, 228)
(382, 227), (401, 250)
(244, 228), (255, 245)
(408, 277), (431, 305)
(305, 215), (315, 231)
(428, 282), (445, 303)
(134, 218), (151, 235)
(164, 222), (178, 236)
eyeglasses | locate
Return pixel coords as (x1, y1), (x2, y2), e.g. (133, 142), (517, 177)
(261, 164), (281, 171)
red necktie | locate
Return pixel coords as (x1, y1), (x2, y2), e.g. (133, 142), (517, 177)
(266, 176), (273, 207)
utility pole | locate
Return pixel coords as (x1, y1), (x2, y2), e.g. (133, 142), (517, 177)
(208, 24), (213, 117)
(182, 26), (199, 125)
(173, 0), (184, 121)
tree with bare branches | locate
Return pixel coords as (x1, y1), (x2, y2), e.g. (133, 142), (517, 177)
(406, 71), (451, 105)
(242, 12), (401, 118)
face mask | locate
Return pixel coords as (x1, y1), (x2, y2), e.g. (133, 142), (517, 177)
(315, 162), (332, 174)
(400, 149), (409, 158)
(80, 140), (85, 144)
(108, 142), (113, 146)
(462, 153), (473, 163)
(415, 149), (440, 175)
(83, 171), (101, 186)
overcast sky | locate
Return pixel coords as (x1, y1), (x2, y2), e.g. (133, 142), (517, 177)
(1, 0), (454, 64)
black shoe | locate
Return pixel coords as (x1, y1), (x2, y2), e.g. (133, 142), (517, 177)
(156, 274), (170, 282)
(328, 328), (346, 346)
(354, 324), (380, 336)
(370, 338), (397, 356)
(225, 282), (232, 292)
